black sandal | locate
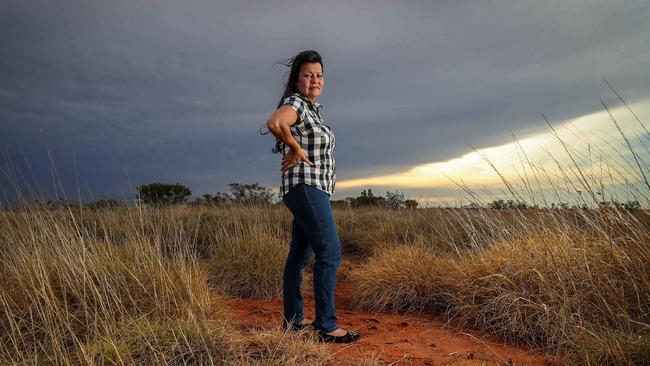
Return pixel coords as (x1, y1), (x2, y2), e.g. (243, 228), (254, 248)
(316, 328), (360, 343)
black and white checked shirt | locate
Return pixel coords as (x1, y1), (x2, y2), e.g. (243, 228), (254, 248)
(279, 92), (336, 198)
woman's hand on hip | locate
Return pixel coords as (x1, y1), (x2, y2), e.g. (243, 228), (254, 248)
(282, 147), (314, 172)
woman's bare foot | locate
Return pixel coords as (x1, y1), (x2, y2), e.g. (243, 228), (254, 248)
(326, 327), (348, 336)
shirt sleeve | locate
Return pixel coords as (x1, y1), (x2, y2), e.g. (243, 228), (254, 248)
(281, 95), (307, 126)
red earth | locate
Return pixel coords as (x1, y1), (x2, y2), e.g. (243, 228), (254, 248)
(223, 275), (559, 365)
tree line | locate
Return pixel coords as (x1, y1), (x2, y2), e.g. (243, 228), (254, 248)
(134, 182), (419, 209)
(22, 182), (642, 213)
(134, 183), (642, 212)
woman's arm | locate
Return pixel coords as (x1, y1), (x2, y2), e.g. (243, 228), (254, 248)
(266, 106), (314, 171)
(266, 106), (301, 151)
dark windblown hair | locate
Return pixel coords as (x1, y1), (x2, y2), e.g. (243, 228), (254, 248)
(270, 50), (324, 154)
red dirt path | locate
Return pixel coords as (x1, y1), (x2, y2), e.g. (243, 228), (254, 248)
(223, 280), (554, 365)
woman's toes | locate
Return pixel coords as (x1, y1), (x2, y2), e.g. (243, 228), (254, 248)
(326, 328), (347, 336)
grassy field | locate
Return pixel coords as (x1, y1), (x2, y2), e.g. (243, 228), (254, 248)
(1, 201), (648, 365)
(0, 204), (333, 365)
(345, 205), (650, 365)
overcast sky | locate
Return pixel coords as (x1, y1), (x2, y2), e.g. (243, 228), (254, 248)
(1, 0), (649, 206)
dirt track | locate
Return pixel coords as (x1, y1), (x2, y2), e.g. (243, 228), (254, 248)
(223, 279), (553, 365)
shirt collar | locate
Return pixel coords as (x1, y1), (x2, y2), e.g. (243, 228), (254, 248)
(294, 92), (323, 112)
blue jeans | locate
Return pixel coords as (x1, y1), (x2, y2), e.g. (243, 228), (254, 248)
(282, 183), (342, 332)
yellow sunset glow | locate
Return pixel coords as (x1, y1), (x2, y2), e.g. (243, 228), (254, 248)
(336, 100), (649, 192)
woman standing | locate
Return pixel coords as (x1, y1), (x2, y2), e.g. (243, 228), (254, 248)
(265, 50), (359, 343)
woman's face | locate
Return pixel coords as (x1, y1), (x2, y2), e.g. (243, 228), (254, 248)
(296, 62), (323, 102)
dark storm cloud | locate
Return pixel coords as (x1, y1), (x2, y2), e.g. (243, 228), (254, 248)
(1, 0), (649, 203)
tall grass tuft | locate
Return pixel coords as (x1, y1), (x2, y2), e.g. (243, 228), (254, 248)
(205, 232), (287, 299)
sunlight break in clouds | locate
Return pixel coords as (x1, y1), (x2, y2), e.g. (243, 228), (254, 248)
(336, 99), (650, 200)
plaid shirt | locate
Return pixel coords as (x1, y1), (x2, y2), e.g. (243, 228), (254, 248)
(279, 92), (336, 198)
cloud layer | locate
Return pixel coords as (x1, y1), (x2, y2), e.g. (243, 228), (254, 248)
(1, 0), (649, 204)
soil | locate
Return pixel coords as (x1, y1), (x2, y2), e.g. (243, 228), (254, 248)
(222, 279), (560, 366)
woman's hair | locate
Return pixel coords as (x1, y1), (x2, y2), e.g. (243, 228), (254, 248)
(276, 50), (323, 108)
(271, 50), (324, 154)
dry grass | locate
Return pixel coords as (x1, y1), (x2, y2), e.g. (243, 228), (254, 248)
(1, 201), (648, 364)
(0, 204), (333, 365)
(348, 208), (650, 365)
(204, 232), (287, 299)
(2, 199), (648, 364)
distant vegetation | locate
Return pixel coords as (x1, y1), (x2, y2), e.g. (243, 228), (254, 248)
(137, 182), (192, 205)
(460, 198), (642, 212)
(24, 187), (642, 214)
(194, 182), (274, 206)
(192, 185), (420, 209)
(329, 189), (418, 209)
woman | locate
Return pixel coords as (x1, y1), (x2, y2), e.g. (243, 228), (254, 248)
(265, 50), (359, 343)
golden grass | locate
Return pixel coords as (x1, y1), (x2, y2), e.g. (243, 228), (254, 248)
(348, 207), (650, 365)
(2, 197), (648, 364)
(0, 205), (333, 365)
(204, 233), (287, 299)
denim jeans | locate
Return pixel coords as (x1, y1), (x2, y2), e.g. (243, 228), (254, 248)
(282, 183), (342, 332)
